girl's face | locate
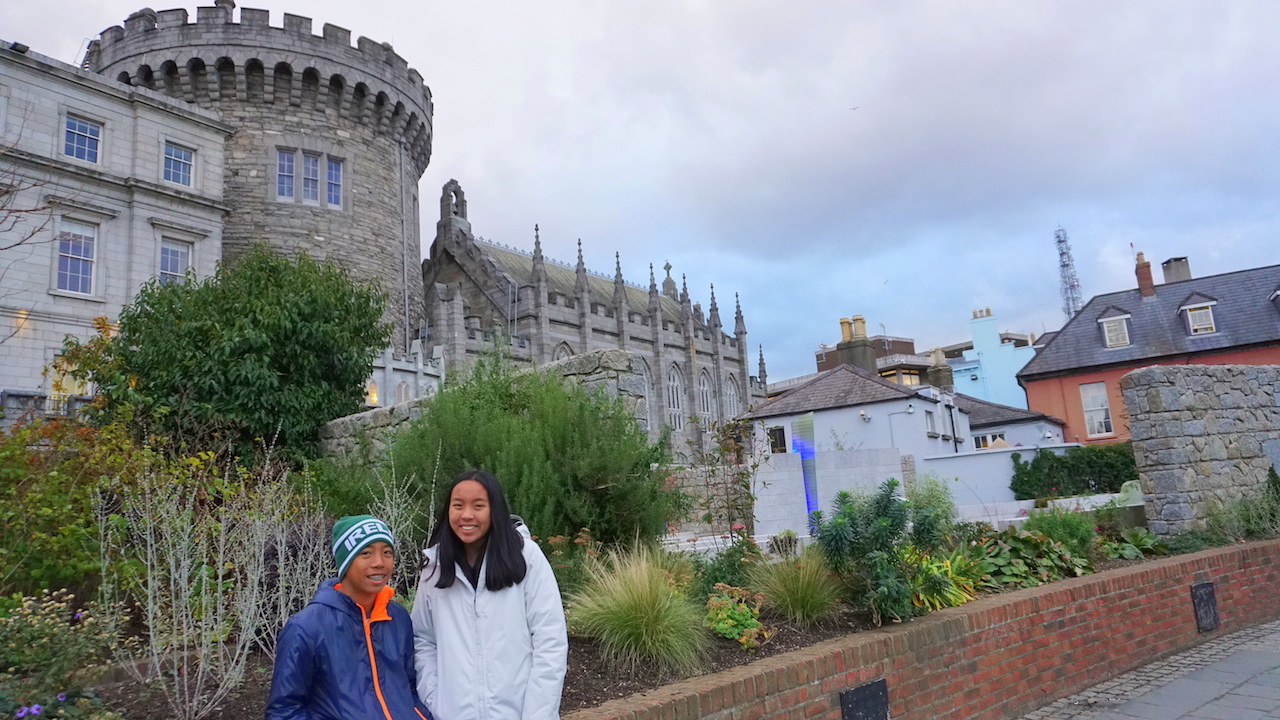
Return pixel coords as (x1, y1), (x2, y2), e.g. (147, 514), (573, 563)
(449, 479), (492, 553)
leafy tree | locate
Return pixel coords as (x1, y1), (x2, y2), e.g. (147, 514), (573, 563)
(389, 351), (676, 545)
(60, 245), (389, 455)
(1010, 442), (1137, 500)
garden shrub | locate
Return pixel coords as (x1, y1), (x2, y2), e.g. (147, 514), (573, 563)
(1022, 505), (1097, 558)
(947, 520), (995, 549)
(748, 546), (841, 625)
(1163, 527), (1231, 555)
(535, 528), (603, 599)
(902, 548), (974, 611)
(978, 528), (1091, 588)
(1101, 527), (1166, 560)
(568, 545), (707, 674)
(765, 529), (799, 559)
(0, 589), (122, 716)
(1205, 492), (1280, 541)
(1009, 442), (1137, 500)
(704, 584), (767, 650)
(810, 480), (926, 625)
(691, 535), (764, 601)
(60, 245), (390, 457)
(391, 352), (677, 545)
(905, 474), (957, 547)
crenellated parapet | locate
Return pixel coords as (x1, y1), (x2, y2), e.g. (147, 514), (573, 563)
(86, 3), (432, 174)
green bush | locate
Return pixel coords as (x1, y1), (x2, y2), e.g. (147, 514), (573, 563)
(1022, 505), (1097, 558)
(978, 528), (1091, 588)
(1205, 493), (1280, 541)
(905, 474), (957, 548)
(748, 547), (841, 625)
(390, 352), (676, 544)
(1101, 527), (1166, 560)
(691, 536), (764, 600)
(60, 245), (390, 456)
(0, 589), (121, 714)
(1010, 442), (1137, 500)
(809, 480), (921, 625)
(1163, 527), (1231, 555)
(568, 545), (706, 674)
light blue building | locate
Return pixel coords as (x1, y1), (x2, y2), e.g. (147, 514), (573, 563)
(948, 309), (1036, 409)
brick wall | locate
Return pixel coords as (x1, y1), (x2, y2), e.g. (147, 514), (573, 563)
(565, 540), (1280, 720)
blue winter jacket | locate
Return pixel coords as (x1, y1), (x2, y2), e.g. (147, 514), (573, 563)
(265, 579), (433, 720)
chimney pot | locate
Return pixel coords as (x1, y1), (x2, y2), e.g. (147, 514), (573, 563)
(1161, 256), (1192, 284)
(839, 318), (853, 342)
(851, 315), (867, 339)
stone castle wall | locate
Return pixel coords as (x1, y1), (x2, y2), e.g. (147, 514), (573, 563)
(86, 4), (431, 353)
(1121, 364), (1280, 535)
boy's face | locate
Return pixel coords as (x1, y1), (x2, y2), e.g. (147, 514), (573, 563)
(342, 540), (394, 596)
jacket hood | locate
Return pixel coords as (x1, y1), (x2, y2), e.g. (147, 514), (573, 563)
(309, 578), (353, 614)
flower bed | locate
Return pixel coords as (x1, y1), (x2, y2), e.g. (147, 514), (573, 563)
(563, 539), (1280, 720)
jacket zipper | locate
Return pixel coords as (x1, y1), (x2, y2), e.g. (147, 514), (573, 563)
(361, 605), (396, 720)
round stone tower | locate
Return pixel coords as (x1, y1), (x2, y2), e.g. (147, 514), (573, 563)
(85, 1), (432, 353)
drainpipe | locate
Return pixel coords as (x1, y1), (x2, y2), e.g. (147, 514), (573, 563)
(944, 401), (960, 453)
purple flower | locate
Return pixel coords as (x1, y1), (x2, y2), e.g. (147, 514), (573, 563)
(28, 707), (40, 716)
(73, 611), (83, 620)
(15, 708), (28, 719)
(55, 693), (66, 702)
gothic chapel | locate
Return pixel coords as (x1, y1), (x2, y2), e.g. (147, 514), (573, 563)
(422, 180), (768, 447)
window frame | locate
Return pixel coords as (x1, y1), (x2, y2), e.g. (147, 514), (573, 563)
(666, 365), (684, 431)
(63, 113), (102, 164)
(1080, 382), (1114, 437)
(274, 146), (345, 209)
(54, 218), (98, 296)
(158, 238), (192, 284)
(1100, 316), (1130, 348)
(973, 432), (1006, 450)
(163, 141), (195, 187)
(1185, 304), (1216, 335)
(767, 426), (786, 454)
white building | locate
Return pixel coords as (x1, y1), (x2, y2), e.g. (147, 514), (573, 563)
(1, 40), (231, 423)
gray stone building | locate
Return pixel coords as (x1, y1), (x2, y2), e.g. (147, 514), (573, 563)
(0, 4), (442, 424)
(423, 180), (768, 448)
(1, 38), (231, 420)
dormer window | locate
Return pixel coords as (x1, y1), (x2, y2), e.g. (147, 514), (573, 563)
(1187, 305), (1215, 334)
(1178, 292), (1218, 336)
(1095, 307), (1131, 348)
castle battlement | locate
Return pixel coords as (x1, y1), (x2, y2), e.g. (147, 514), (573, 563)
(86, 2), (431, 173)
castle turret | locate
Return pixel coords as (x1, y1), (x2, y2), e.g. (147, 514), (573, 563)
(88, 5), (433, 353)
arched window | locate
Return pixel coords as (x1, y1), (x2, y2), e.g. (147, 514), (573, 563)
(396, 381), (410, 404)
(666, 364), (684, 430)
(554, 342), (574, 361)
(724, 375), (741, 417)
(698, 370), (714, 419)
(365, 381), (378, 406)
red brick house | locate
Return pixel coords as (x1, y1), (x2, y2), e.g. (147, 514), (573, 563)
(1017, 255), (1280, 443)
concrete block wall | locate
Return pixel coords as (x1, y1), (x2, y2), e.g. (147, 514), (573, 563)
(1121, 365), (1280, 535)
(565, 539), (1280, 720)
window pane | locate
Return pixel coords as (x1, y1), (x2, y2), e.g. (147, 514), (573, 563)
(64, 116), (101, 163)
(1103, 319), (1129, 347)
(164, 143), (193, 186)
(1188, 306), (1215, 334)
(302, 153), (320, 202)
(276, 150), (295, 198)
(1080, 382), (1113, 436)
(159, 239), (190, 283)
(327, 158), (342, 206)
(57, 221), (96, 294)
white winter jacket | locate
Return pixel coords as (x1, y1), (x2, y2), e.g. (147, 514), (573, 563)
(411, 521), (568, 720)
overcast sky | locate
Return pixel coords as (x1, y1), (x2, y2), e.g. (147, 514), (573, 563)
(9, 1), (1280, 382)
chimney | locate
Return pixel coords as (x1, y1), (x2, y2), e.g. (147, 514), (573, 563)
(836, 314), (878, 374)
(1161, 257), (1192, 284)
(839, 317), (853, 342)
(925, 347), (953, 390)
(1135, 252), (1155, 297)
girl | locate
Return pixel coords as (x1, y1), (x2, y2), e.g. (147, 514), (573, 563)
(412, 470), (568, 720)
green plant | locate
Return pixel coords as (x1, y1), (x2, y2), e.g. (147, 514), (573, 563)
(390, 350), (677, 544)
(681, 417), (770, 536)
(59, 245), (390, 456)
(747, 547), (841, 625)
(704, 584), (768, 650)
(1163, 527), (1231, 555)
(567, 545), (707, 675)
(978, 528), (1091, 588)
(535, 528), (603, 599)
(947, 521), (995, 549)
(1022, 505), (1097, 558)
(902, 548), (974, 611)
(905, 474), (956, 549)
(1206, 492), (1280, 541)
(809, 480), (919, 625)
(766, 529), (799, 558)
(0, 589), (121, 714)
(692, 536), (764, 600)
(1009, 442), (1137, 500)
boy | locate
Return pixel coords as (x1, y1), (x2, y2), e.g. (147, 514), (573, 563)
(266, 515), (432, 720)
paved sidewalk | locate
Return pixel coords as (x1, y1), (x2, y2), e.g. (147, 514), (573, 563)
(1019, 620), (1280, 720)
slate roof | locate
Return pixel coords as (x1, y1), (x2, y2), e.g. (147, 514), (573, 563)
(743, 364), (919, 420)
(1019, 264), (1280, 379)
(480, 242), (687, 324)
(953, 394), (1064, 430)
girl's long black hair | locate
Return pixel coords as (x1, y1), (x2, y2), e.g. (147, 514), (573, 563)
(428, 469), (528, 591)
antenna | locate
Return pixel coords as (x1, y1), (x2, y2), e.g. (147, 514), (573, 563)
(1056, 226), (1083, 321)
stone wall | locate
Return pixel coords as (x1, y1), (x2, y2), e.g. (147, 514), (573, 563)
(319, 348), (647, 465)
(566, 539), (1280, 720)
(1121, 364), (1280, 535)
